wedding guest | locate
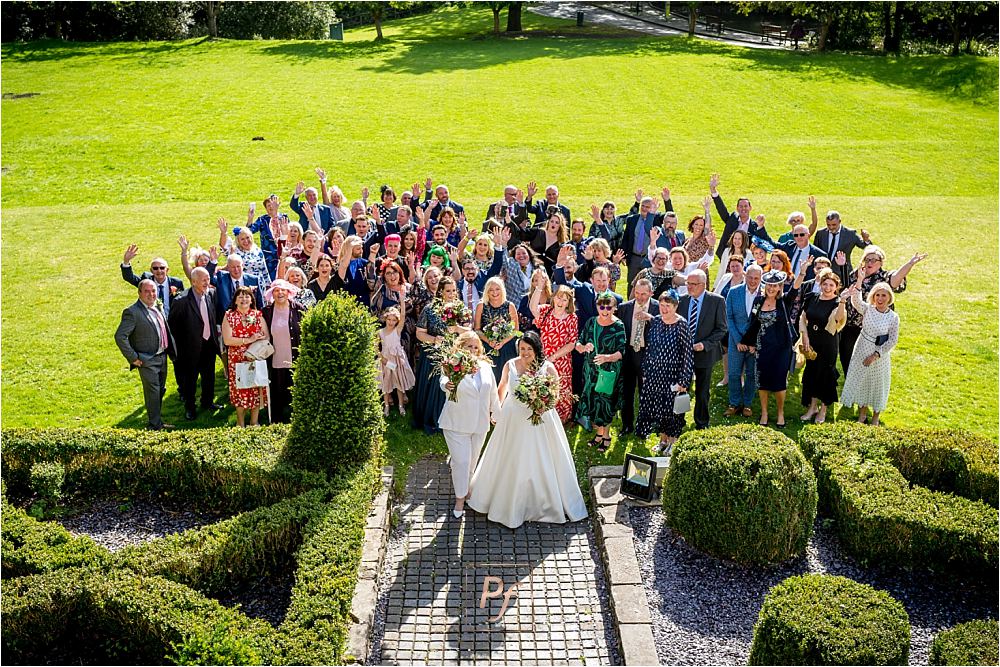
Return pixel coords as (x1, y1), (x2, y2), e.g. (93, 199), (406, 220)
(588, 200), (627, 252)
(622, 195), (665, 288)
(501, 242), (543, 306)
(575, 292), (626, 452)
(120, 244), (184, 317)
(619, 279), (659, 436)
(400, 227), (425, 268)
(245, 195), (283, 279)
(412, 277), (469, 434)
(712, 254), (746, 389)
(307, 254), (338, 303)
(406, 266), (442, 363)
(522, 210), (568, 274)
(632, 246), (682, 300)
(220, 218), (273, 292)
(114, 280), (175, 430)
(636, 288), (694, 454)
(741, 262), (809, 427)
(682, 199), (717, 270)
(439, 331), (500, 518)
(333, 235), (378, 308)
(177, 236), (218, 284)
(371, 260), (409, 329)
(715, 230), (750, 292)
(530, 283), (579, 423)
(777, 223), (827, 282)
(284, 267), (316, 310)
(460, 231), (497, 273)
(799, 269), (848, 424)
(840, 246), (925, 373)
(813, 209), (870, 286)
(798, 256), (833, 297)
(518, 269), (552, 334)
(839, 279), (900, 426)
(678, 269), (728, 430)
(724, 264), (763, 418)
(423, 245), (452, 273)
(750, 243), (769, 272)
(423, 181), (466, 221)
(576, 237), (626, 292)
(474, 277), (520, 383)
(776, 197), (819, 244)
(379, 305), (416, 417)
(262, 279), (304, 423)
(290, 178), (335, 234)
(525, 181), (570, 225)
(317, 170), (352, 226)
(222, 286), (269, 427)
(324, 227), (347, 262)
(167, 267), (221, 421)
(769, 248), (793, 288)
(709, 172), (772, 258)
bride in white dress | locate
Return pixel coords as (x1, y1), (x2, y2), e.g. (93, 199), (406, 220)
(468, 332), (588, 529)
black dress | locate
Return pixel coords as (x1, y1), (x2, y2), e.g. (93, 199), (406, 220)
(742, 288), (799, 392)
(800, 295), (841, 407)
(411, 304), (448, 435)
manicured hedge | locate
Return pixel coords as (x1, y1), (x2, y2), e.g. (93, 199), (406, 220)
(749, 573), (910, 666)
(1, 493), (110, 577)
(1, 567), (278, 665)
(1, 425), (326, 511)
(285, 293), (385, 474)
(799, 424), (998, 574)
(930, 619), (1000, 666)
(662, 425), (817, 565)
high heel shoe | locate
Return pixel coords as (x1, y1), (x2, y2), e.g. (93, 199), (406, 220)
(814, 409), (827, 424)
(452, 509), (464, 518)
(383, 404), (390, 417)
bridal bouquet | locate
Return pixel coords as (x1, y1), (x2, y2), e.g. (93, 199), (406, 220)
(514, 371), (560, 425)
(438, 347), (481, 402)
(482, 316), (520, 356)
(435, 300), (472, 328)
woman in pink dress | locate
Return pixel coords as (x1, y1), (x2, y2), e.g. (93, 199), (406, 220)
(222, 286), (270, 427)
(529, 284), (579, 423)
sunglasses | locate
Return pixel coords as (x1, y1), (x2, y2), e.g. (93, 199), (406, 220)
(151, 266), (167, 271)
(597, 304), (615, 311)
(793, 233), (808, 238)
(864, 257), (882, 264)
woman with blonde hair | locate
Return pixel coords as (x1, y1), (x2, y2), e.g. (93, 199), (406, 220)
(439, 331), (500, 518)
(577, 237), (626, 292)
(839, 277), (900, 426)
(475, 276), (520, 383)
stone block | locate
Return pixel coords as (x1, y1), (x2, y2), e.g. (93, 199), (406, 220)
(602, 536), (642, 585)
(610, 584), (651, 624)
(588, 465), (623, 479)
(618, 622), (659, 666)
(592, 476), (623, 506)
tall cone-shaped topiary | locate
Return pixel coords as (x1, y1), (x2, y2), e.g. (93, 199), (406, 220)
(284, 293), (384, 474)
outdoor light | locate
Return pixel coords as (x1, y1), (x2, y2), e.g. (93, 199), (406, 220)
(620, 454), (670, 502)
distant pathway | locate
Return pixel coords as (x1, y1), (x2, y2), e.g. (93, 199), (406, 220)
(370, 458), (618, 665)
(529, 2), (792, 50)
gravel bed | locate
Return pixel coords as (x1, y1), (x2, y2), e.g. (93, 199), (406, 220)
(216, 571), (295, 628)
(630, 506), (998, 666)
(60, 498), (225, 552)
(367, 503), (409, 665)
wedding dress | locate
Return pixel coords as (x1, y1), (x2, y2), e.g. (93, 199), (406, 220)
(467, 359), (588, 529)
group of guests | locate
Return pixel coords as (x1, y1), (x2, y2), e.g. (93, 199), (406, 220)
(114, 171), (926, 449)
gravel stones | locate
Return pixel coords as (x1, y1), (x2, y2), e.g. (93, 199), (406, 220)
(630, 506), (998, 666)
(59, 498), (224, 552)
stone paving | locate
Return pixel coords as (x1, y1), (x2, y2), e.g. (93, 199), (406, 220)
(371, 458), (618, 666)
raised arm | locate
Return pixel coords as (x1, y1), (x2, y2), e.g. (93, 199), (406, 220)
(889, 252), (926, 290)
(807, 196), (818, 237)
(178, 236), (194, 281)
(709, 173), (730, 220)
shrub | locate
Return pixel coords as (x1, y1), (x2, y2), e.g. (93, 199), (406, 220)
(285, 293), (385, 475)
(216, 1), (337, 39)
(29, 461), (65, 503)
(662, 425), (817, 565)
(749, 573), (910, 666)
(799, 424), (998, 574)
(930, 619), (1000, 666)
(1, 493), (110, 577)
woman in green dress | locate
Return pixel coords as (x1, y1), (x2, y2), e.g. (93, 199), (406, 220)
(575, 291), (626, 453)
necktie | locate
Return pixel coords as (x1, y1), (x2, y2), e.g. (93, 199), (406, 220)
(198, 294), (211, 340)
(632, 308), (645, 352)
(158, 283), (168, 316)
(466, 281), (475, 310)
(689, 297), (700, 340)
(828, 231), (838, 257)
(151, 307), (167, 351)
(792, 248), (803, 274)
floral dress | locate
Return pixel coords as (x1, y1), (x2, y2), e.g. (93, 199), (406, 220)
(536, 304), (579, 422)
(236, 246), (272, 293)
(576, 317), (627, 427)
(226, 308), (268, 410)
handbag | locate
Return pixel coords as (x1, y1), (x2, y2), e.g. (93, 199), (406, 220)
(245, 339), (274, 360)
(592, 319), (618, 395)
(235, 360), (269, 389)
(673, 391), (691, 414)
(873, 333), (889, 346)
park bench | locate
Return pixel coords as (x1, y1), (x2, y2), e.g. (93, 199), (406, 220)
(761, 22), (786, 44)
(700, 15), (724, 35)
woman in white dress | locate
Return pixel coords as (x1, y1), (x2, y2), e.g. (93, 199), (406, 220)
(439, 332), (501, 518)
(468, 332), (588, 529)
(839, 279), (900, 426)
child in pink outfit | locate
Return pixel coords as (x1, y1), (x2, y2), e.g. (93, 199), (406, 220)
(378, 306), (415, 416)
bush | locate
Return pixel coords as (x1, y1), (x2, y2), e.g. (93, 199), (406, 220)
(799, 424), (998, 574)
(1, 493), (109, 578)
(29, 460), (65, 515)
(749, 573), (910, 666)
(285, 293), (385, 475)
(217, 1), (337, 39)
(662, 425), (817, 565)
(930, 619), (1000, 666)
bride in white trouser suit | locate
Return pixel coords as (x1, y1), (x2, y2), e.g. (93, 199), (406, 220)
(439, 331), (501, 518)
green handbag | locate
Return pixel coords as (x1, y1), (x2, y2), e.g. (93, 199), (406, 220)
(592, 319), (618, 395)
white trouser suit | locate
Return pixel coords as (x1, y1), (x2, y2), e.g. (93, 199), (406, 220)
(438, 359), (501, 498)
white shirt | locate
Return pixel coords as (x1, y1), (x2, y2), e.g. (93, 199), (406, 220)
(744, 284), (759, 316)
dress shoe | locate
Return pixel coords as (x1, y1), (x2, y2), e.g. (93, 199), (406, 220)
(741, 407), (753, 418)
(185, 409), (197, 421)
(202, 402), (225, 411)
(619, 426), (634, 436)
(452, 509), (465, 518)
(723, 406), (738, 417)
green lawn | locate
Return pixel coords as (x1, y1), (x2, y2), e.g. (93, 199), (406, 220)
(2, 4), (997, 477)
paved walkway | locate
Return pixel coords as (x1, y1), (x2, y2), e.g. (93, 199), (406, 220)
(372, 458), (617, 666)
(529, 2), (792, 50)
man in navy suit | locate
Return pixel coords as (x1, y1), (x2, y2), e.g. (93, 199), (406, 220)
(422, 180), (465, 221)
(678, 270), (728, 429)
(778, 224), (827, 282)
(168, 268), (222, 421)
(724, 264), (762, 417)
(619, 278), (660, 435)
(456, 241), (506, 312)
(245, 195), (282, 280)
(290, 180), (335, 233)
(120, 245), (184, 318)
(621, 196), (667, 288)
(709, 173), (773, 258)
(524, 181), (570, 225)
(813, 210), (870, 286)
(212, 255), (263, 325)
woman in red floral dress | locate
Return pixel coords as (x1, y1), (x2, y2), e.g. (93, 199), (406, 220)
(529, 284), (579, 423)
(222, 286), (270, 427)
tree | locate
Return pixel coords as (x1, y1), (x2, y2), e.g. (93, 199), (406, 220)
(205, 0), (219, 38)
(920, 1), (994, 55)
(735, 1), (852, 51)
(881, 1), (905, 54)
(506, 1), (523, 32)
(687, 1), (698, 36)
(488, 1), (504, 35)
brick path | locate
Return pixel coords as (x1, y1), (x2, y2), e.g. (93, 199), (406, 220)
(373, 458), (618, 665)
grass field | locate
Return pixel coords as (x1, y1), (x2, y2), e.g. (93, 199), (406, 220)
(2, 5), (997, 476)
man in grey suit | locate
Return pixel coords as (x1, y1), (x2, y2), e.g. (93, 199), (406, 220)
(813, 210), (870, 286)
(115, 279), (175, 430)
(678, 270), (728, 429)
(724, 264), (763, 417)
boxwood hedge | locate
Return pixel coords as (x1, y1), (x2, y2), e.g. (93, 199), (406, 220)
(2, 493), (110, 577)
(749, 573), (910, 666)
(798, 423), (998, 574)
(662, 425), (817, 565)
(930, 619), (1000, 666)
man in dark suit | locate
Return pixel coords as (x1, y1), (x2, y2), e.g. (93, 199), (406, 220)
(813, 210), (870, 286)
(290, 181), (335, 234)
(456, 244), (506, 313)
(120, 245), (184, 318)
(115, 279), (175, 430)
(621, 196), (668, 288)
(777, 224), (827, 282)
(619, 278), (660, 435)
(678, 270), (728, 429)
(484, 185), (530, 226)
(709, 173), (773, 258)
(212, 254), (263, 325)
(524, 181), (570, 225)
(168, 267), (223, 420)
(422, 181), (465, 221)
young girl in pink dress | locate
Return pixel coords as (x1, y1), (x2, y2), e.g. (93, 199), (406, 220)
(378, 306), (415, 416)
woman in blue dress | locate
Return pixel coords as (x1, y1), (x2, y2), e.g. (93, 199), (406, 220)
(475, 277), (520, 383)
(636, 289), (694, 455)
(412, 277), (471, 434)
(741, 262), (809, 428)
(333, 235), (377, 308)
